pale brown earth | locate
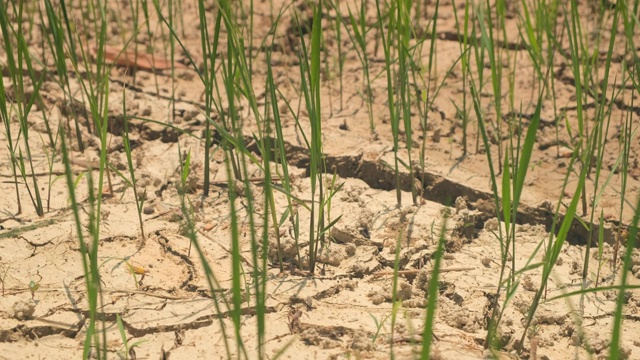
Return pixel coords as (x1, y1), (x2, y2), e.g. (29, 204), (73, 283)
(1, 0), (640, 359)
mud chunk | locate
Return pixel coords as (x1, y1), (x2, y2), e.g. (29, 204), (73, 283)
(12, 299), (37, 320)
(522, 274), (537, 292)
(300, 328), (341, 349)
(414, 269), (430, 292)
(455, 196), (469, 213)
(452, 207), (480, 241)
(331, 225), (364, 244)
(533, 305), (566, 326)
(317, 248), (344, 266)
(345, 243), (356, 257)
(348, 263), (366, 278)
(403, 298), (427, 308)
(444, 237), (460, 252)
(369, 293), (385, 305)
(396, 281), (413, 301)
(268, 238), (298, 263)
(441, 306), (482, 333)
(481, 257), (492, 267)
(484, 218), (500, 232)
(588, 332), (631, 360)
(350, 331), (374, 351)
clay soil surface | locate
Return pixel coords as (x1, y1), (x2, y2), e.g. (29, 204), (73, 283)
(2, 0), (640, 359)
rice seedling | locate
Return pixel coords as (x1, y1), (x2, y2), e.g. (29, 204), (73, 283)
(375, 0), (402, 207)
(396, 0), (417, 205)
(116, 314), (146, 360)
(121, 89), (145, 240)
(4, 0), (640, 358)
(329, 0), (346, 110)
(292, 1), (326, 275)
(0, 67), (22, 215)
(388, 228), (404, 358)
(339, 0), (375, 133)
(421, 212), (448, 359)
(59, 112), (108, 360)
(0, 1), (46, 217)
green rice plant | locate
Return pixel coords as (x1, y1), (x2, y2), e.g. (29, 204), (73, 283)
(248, 0), (255, 77)
(564, 0), (593, 217)
(216, 1), (266, 183)
(0, 68), (22, 215)
(330, 0), (346, 110)
(264, 7), (298, 269)
(49, 0), (113, 356)
(121, 90), (146, 240)
(35, 1), (61, 149)
(339, 0), (375, 133)
(173, 143), (233, 357)
(33, 1), (71, 214)
(518, 0), (563, 160)
(413, 0), (438, 160)
(265, 64), (289, 270)
(579, 11), (621, 314)
(220, 108), (250, 359)
(451, 0), (472, 156)
(396, 0), (417, 205)
(375, 0), (402, 207)
(369, 311), (393, 345)
(544, 197), (640, 358)
(616, 0), (640, 271)
(295, 1), (326, 274)
(518, 0), (543, 78)
(58, 114), (108, 360)
(139, 0), (161, 94)
(494, 95), (545, 349)
(120, 0), (143, 85)
(28, 279), (39, 300)
(41, 0), (88, 151)
(595, 211), (605, 287)
(149, 0), (179, 123)
(389, 228), (404, 359)
(517, 143), (593, 354)
(407, 0), (461, 203)
(69, 5), (114, 204)
(212, 3), (265, 352)
(5, 0), (639, 358)
(597, 189), (637, 360)
(0, 1), (46, 216)
(234, 10), (298, 352)
(167, 0), (178, 124)
(156, 1), (296, 356)
(116, 314), (146, 360)
(469, 76), (545, 348)
(421, 211), (448, 359)
(465, 6), (559, 340)
(462, 0), (609, 350)
(475, 1), (505, 173)
(40, 130), (60, 213)
(196, 0), (222, 196)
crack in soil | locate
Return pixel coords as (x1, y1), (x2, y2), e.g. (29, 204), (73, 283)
(270, 137), (624, 248)
(156, 231), (195, 290)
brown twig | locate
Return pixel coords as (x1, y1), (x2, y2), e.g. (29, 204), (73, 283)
(371, 267), (475, 278)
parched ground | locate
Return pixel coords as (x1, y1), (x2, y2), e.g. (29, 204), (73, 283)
(1, 0), (640, 359)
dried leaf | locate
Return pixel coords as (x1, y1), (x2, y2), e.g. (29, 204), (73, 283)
(98, 45), (188, 71)
(126, 261), (147, 275)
